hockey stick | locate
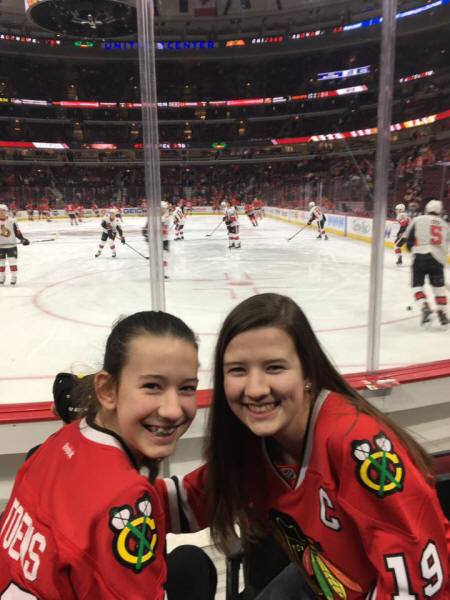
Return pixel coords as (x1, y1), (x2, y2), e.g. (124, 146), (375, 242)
(23, 238), (56, 243)
(125, 241), (149, 260)
(287, 225), (308, 241)
(206, 221), (223, 237)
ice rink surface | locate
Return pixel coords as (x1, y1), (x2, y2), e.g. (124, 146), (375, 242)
(1, 213), (448, 406)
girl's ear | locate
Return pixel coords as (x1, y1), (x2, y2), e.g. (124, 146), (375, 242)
(94, 371), (117, 410)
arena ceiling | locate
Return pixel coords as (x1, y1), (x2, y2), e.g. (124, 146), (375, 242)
(0, 0), (394, 38)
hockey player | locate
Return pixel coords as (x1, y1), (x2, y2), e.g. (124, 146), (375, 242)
(94, 210), (125, 258)
(393, 203), (410, 265)
(65, 202), (78, 225)
(0, 311), (217, 600)
(37, 199), (45, 220)
(112, 204), (124, 223)
(25, 202), (34, 221)
(162, 293), (449, 600)
(42, 199), (52, 222)
(405, 199), (449, 327)
(307, 201), (328, 239)
(76, 204), (84, 223)
(222, 200), (241, 249)
(253, 197), (264, 220)
(142, 201), (170, 278)
(172, 203), (186, 240)
(161, 201), (170, 278)
(244, 201), (258, 227)
(0, 203), (30, 285)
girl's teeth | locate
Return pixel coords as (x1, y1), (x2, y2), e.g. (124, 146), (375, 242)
(247, 403), (277, 413)
(146, 426), (175, 436)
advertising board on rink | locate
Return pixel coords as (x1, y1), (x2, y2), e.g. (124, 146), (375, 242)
(264, 206), (443, 254)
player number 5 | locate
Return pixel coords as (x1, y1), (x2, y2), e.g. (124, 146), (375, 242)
(430, 225), (442, 245)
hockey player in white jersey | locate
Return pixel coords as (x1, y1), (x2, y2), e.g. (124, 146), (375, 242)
(172, 204), (185, 241)
(94, 211), (125, 258)
(221, 201), (240, 249)
(142, 201), (170, 278)
(393, 203), (411, 265)
(0, 203), (30, 285)
(405, 199), (449, 327)
(307, 201), (328, 239)
(161, 201), (170, 278)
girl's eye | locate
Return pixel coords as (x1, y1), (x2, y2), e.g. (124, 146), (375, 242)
(180, 385), (197, 394)
(225, 366), (245, 375)
(267, 364), (284, 372)
(143, 382), (159, 390)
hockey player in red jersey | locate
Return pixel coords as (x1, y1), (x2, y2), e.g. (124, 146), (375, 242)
(393, 203), (410, 265)
(0, 203), (30, 285)
(65, 202), (78, 225)
(95, 210), (125, 258)
(0, 311), (217, 600)
(244, 201), (258, 227)
(76, 204), (84, 223)
(25, 202), (34, 221)
(161, 294), (449, 600)
(405, 199), (449, 327)
(222, 200), (241, 249)
(42, 200), (52, 222)
(253, 197), (264, 220)
(307, 201), (328, 239)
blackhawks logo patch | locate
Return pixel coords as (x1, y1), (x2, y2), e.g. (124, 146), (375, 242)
(109, 494), (157, 572)
(269, 509), (363, 599)
(351, 432), (404, 497)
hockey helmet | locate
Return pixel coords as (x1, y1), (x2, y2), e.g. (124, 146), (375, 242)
(395, 203), (405, 212)
(221, 201), (228, 208)
(161, 201), (168, 209)
(425, 199), (442, 215)
(308, 201), (315, 208)
(0, 203), (8, 211)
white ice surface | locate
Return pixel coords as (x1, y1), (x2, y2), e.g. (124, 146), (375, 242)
(1, 213), (448, 406)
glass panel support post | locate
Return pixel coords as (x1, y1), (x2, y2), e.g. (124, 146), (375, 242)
(136, 0), (165, 311)
(367, 0), (397, 372)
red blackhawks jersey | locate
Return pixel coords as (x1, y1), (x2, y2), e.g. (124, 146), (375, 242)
(163, 391), (449, 599)
(0, 418), (169, 600)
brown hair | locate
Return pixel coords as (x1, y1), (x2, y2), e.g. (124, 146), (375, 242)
(203, 293), (433, 552)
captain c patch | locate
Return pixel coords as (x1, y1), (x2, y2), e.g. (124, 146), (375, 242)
(351, 432), (404, 497)
(109, 494), (157, 572)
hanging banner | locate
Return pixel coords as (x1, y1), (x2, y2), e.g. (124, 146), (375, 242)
(194, 0), (217, 16)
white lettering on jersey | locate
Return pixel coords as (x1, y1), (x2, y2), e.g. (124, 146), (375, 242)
(318, 488), (341, 530)
(407, 215), (449, 265)
(0, 497), (46, 582)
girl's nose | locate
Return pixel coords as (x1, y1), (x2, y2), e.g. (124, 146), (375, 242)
(158, 389), (184, 421)
(244, 370), (270, 399)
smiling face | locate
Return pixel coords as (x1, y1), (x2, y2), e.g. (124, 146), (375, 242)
(223, 326), (311, 461)
(95, 334), (198, 463)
